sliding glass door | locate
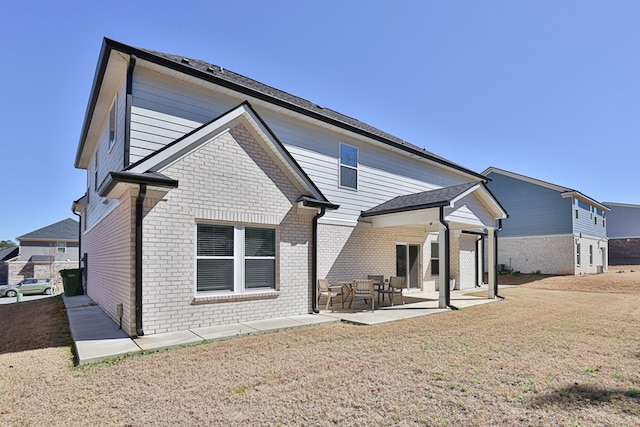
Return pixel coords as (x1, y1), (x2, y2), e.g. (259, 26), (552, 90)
(396, 244), (420, 289)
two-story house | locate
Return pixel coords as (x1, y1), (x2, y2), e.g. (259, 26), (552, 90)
(483, 167), (608, 275)
(5, 218), (79, 285)
(72, 38), (507, 337)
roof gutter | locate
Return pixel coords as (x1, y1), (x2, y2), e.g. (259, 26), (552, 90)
(135, 183), (147, 336)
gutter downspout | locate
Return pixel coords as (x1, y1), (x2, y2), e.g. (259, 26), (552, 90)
(439, 206), (458, 310)
(494, 219), (504, 300)
(311, 207), (326, 314)
(124, 54), (136, 168)
(135, 183), (147, 336)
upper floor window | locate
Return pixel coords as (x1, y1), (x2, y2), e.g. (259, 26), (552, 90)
(196, 223), (276, 293)
(108, 97), (117, 151)
(575, 209), (579, 219)
(339, 143), (358, 190)
(57, 242), (66, 254)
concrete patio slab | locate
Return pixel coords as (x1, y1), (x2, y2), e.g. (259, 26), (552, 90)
(134, 330), (203, 352)
(191, 323), (258, 340)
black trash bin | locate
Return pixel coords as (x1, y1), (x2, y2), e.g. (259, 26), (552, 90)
(60, 268), (84, 296)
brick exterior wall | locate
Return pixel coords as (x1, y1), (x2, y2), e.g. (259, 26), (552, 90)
(608, 238), (640, 265)
(138, 124), (314, 335)
(82, 198), (136, 334)
(7, 260), (78, 287)
(497, 234), (607, 275)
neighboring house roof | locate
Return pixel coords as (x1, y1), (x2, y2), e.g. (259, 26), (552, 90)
(76, 38), (488, 182)
(17, 218), (79, 242)
(482, 166), (609, 212)
(0, 247), (18, 261)
(362, 181), (507, 218)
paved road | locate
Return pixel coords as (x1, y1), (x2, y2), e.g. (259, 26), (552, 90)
(0, 293), (58, 305)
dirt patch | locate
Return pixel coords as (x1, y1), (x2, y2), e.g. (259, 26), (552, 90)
(1, 276), (639, 426)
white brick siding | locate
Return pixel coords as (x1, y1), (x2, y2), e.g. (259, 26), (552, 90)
(139, 124), (313, 334)
(83, 198), (136, 335)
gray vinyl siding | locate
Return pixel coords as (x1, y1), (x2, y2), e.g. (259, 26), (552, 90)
(604, 204), (640, 238)
(86, 81), (127, 230)
(486, 172), (572, 237)
(573, 200), (607, 239)
(130, 65), (474, 226)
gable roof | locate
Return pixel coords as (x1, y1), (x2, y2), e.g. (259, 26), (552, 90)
(120, 102), (336, 209)
(76, 38), (487, 182)
(362, 181), (507, 219)
(17, 218), (79, 242)
(483, 166), (609, 212)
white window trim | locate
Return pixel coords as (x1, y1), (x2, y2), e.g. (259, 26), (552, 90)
(57, 242), (66, 254)
(195, 223), (278, 297)
(338, 142), (358, 191)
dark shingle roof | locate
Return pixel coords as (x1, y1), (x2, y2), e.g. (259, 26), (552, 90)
(0, 247), (18, 261)
(17, 218), (79, 241)
(79, 39), (486, 181)
(362, 182), (481, 217)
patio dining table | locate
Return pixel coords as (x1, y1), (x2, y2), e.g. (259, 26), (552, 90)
(337, 278), (385, 308)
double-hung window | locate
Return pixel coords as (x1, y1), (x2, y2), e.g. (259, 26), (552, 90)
(57, 242), (66, 254)
(339, 143), (358, 190)
(430, 242), (440, 275)
(196, 224), (276, 293)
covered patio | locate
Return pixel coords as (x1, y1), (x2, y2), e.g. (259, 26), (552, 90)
(352, 181), (508, 310)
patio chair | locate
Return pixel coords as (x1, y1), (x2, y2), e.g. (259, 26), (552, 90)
(349, 279), (376, 312)
(317, 278), (344, 310)
(387, 276), (406, 306)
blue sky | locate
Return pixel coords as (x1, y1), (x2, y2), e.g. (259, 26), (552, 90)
(1, 1), (639, 241)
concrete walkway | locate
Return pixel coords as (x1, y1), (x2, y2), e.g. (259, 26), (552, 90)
(63, 286), (502, 365)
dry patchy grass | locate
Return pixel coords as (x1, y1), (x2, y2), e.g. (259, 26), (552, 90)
(1, 271), (639, 426)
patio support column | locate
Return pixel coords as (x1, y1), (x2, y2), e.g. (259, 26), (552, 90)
(438, 219), (450, 309)
(487, 227), (496, 299)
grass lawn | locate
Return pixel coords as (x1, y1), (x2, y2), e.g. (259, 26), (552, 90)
(1, 270), (639, 426)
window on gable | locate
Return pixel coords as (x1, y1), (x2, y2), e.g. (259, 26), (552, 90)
(196, 223), (276, 293)
(339, 143), (358, 190)
(430, 242), (440, 276)
(108, 98), (117, 151)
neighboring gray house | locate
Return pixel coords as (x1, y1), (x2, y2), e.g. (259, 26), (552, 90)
(603, 202), (640, 265)
(483, 167), (608, 275)
(5, 218), (80, 285)
(72, 38), (507, 337)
